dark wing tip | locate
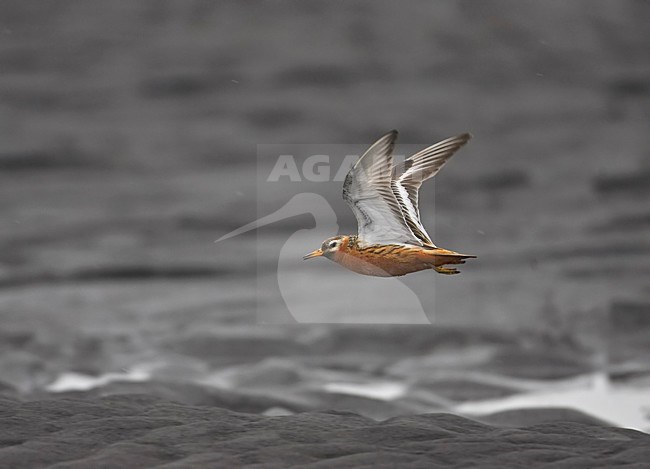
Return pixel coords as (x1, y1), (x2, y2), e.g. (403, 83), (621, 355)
(443, 132), (472, 151)
(379, 129), (399, 144)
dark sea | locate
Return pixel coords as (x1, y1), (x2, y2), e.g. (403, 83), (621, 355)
(1, 0), (649, 432)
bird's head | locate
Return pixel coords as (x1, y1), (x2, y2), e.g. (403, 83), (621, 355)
(303, 235), (346, 260)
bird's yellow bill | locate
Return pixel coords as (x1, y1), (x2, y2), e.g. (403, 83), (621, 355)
(303, 249), (323, 260)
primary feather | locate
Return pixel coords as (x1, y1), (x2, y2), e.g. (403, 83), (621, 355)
(391, 133), (471, 246)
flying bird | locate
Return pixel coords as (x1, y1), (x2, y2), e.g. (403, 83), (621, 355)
(303, 130), (475, 276)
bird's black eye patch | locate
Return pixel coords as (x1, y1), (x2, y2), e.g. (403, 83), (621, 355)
(328, 241), (338, 249)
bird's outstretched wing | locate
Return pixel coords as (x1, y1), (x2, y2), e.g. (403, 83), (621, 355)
(342, 130), (422, 246)
(391, 133), (471, 247)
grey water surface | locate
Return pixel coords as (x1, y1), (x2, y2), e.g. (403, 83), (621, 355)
(1, 0), (649, 430)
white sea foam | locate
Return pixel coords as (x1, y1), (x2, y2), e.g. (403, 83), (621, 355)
(46, 366), (151, 392)
(324, 381), (407, 401)
(456, 372), (650, 432)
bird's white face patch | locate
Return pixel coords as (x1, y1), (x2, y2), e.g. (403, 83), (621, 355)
(322, 237), (342, 252)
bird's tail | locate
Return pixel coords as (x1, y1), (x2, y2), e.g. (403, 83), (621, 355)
(423, 249), (475, 275)
(426, 247), (476, 260)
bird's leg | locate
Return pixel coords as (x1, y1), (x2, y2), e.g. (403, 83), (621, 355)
(433, 266), (460, 275)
